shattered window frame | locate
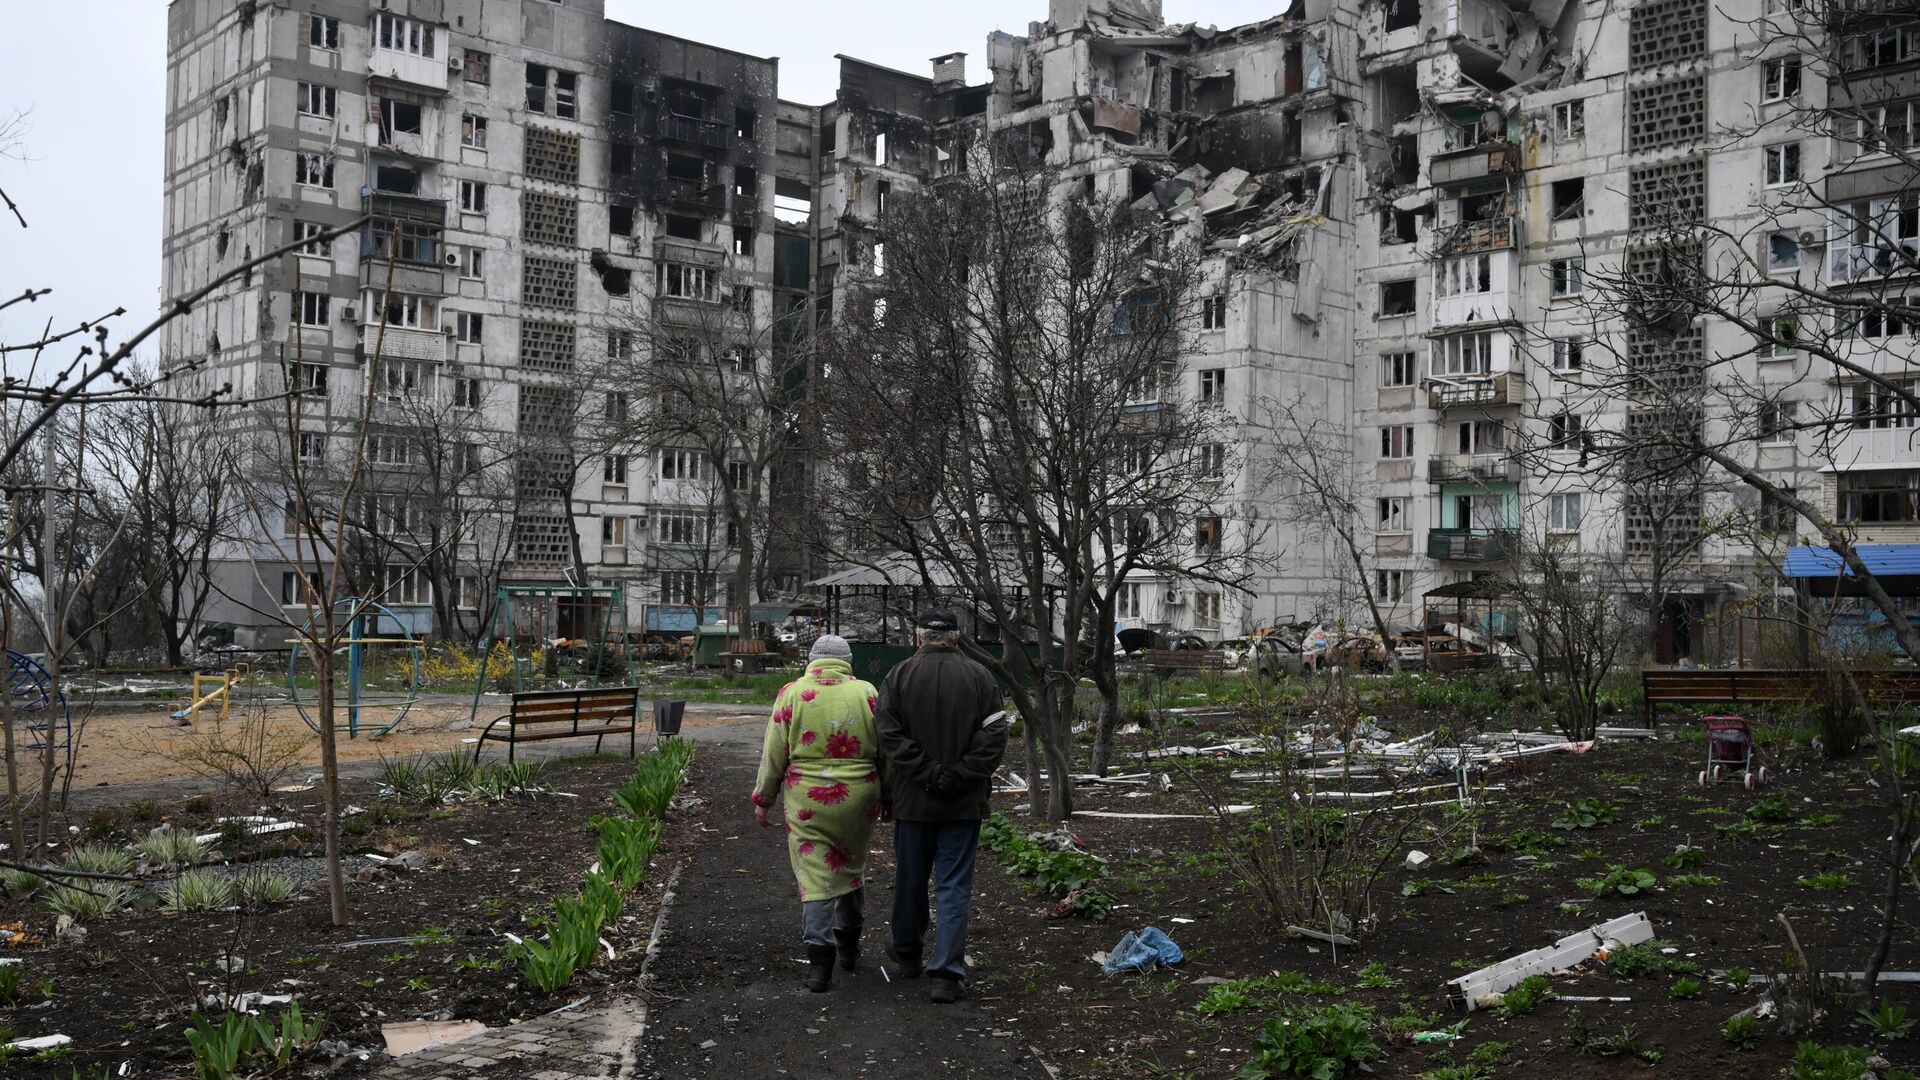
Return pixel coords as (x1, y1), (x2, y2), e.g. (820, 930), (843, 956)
(1549, 257), (1585, 297)
(1553, 99), (1585, 141)
(296, 82), (337, 119)
(462, 113), (489, 149)
(295, 152), (335, 189)
(1379, 351), (1417, 388)
(307, 14), (340, 50)
(1379, 425), (1415, 460)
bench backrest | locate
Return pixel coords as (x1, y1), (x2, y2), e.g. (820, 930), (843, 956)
(507, 687), (640, 726)
(1141, 649), (1226, 669)
(1642, 669), (1920, 703)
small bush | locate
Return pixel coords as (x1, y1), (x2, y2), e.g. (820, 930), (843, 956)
(234, 869), (296, 908)
(44, 881), (130, 922)
(1791, 1041), (1877, 1080)
(1, 866), (43, 898)
(1575, 865), (1657, 896)
(1356, 962), (1399, 989)
(1745, 795), (1796, 824)
(64, 844), (135, 876)
(1723, 1013), (1761, 1049)
(1238, 1003), (1381, 1080)
(166, 869), (235, 913)
(1496, 974), (1555, 1018)
(1670, 977), (1703, 999)
(1724, 967), (1753, 990)
(139, 827), (209, 867)
(1551, 798), (1616, 831)
(1855, 1002), (1915, 1041)
(1605, 942), (1687, 979)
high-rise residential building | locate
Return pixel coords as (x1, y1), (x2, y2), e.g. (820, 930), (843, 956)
(162, 0), (1914, 660)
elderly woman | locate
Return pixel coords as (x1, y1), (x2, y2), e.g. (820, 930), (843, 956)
(751, 635), (884, 992)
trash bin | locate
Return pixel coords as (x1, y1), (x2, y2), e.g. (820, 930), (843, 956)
(652, 699), (686, 736)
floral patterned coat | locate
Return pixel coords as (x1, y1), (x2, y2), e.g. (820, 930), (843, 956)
(750, 658), (881, 902)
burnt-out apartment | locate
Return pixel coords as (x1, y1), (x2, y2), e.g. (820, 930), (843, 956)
(164, 0), (1905, 652)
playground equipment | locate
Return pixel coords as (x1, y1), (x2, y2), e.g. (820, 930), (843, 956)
(467, 584), (635, 721)
(287, 598), (424, 739)
(171, 663), (252, 724)
(7, 649), (72, 768)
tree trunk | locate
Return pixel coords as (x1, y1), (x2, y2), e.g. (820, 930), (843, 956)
(1023, 712), (1042, 818)
(1040, 678), (1076, 821)
(1089, 649), (1120, 776)
(314, 647), (349, 925)
(1862, 812), (1911, 1001)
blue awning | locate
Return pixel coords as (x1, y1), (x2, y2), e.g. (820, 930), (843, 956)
(1784, 544), (1920, 579)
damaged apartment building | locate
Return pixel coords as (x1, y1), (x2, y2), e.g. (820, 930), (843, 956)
(162, 0), (1908, 653)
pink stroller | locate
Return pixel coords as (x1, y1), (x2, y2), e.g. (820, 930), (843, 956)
(1698, 716), (1771, 789)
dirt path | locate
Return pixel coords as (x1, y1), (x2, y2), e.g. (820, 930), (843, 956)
(629, 739), (1049, 1080)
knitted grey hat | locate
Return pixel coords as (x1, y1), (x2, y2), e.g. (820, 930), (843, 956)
(809, 634), (853, 661)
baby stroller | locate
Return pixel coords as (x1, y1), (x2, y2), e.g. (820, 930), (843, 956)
(1698, 715), (1770, 789)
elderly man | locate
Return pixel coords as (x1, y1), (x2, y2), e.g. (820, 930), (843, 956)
(874, 608), (1008, 1004)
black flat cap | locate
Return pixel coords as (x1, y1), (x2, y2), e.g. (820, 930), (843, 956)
(916, 608), (959, 631)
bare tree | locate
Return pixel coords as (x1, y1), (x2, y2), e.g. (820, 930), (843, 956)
(604, 264), (799, 630)
(1265, 394), (1405, 671)
(808, 147), (1255, 818)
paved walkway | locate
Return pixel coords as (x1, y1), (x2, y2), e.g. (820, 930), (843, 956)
(362, 721), (1049, 1080)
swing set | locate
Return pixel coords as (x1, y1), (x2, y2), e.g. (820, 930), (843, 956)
(286, 598), (425, 739)
(465, 584), (635, 721)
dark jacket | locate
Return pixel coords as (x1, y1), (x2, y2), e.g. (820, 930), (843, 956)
(875, 645), (1007, 821)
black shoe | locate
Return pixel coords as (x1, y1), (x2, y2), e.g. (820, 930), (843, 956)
(929, 977), (964, 1004)
(885, 944), (923, 978)
(835, 928), (861, 971)
(805, 945), (836, 992)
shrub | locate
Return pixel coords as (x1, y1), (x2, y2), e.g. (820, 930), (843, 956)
(1, 866), (43, 898)
(1551, 798), (1616, 831)
(1723, 1013), (1761, 1050)
(1575, 865), (1657, 896)
(166, 869), (235, 913)
(1496, 974), (1555, 1018)
(234, 869), (297, 908)
(1238, 1003), (1381, 1080)
(44, 881), (130, 922)
(139, 827), (209, 867)
(1670, 977), (1703, 999)
(1855, 1003), (1915, 1041)
(1745, 795), (1796, 824)
(1724, 967), (1752, 990)
(1790, 1042), (1877, 1080)
(163, 708), (309, 799)
(64, 844), (134, 876)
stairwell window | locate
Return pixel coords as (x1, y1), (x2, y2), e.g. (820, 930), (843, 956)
(1760, 400), (1798, 444)
(1198, 368), (1227, 406)
(295, 153), (335, 189)
(1380, 425), (1415, 459)
(1373, 570), (1405, 602)
(1763, 56), (1802, 102)
(1377, 496), (1408, 533)
(462, 114), (488, 149)
(459, 179), (488, 214)
(297, 82), (336, 119)
(1194, 590), (1221, 629)
(1551, 337), (1585, 372)
(1548, 493), (1583, 532)
(1201, 295), (1227, 331)
(1380, 351), (1416, 387)
(296, 291), (331, 327)
(1553, 99), (1584, 140)
(1550, 258), (1584, 297)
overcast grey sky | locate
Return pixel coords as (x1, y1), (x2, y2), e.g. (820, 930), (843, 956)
(0, 1), (1283, 358)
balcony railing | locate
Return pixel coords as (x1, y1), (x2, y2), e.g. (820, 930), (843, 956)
(658, 114), (729, 150)
(1426, 370), (1524, 409)
(1429, 140), (1519, 190)
(660, 177), (727, 211)
(1427, 528), (1514, 562)
(1427, 453), (1520, 485)
(1432, 215), (1516, 255)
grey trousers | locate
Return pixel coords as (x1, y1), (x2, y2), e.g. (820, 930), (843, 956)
(801, 887), (865, 948)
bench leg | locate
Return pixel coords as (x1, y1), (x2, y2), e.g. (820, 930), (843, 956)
(473, 715), (511, 765)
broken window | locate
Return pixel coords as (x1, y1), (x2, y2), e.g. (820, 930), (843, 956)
(462, 113), (488, 149)
(1379, 352), (1416, 387)
(668, 90), (707, 120)
(1550, 257), (1585, 296)
(378, 98), (423, 138)
(1764, 143), (1802, 186)
(1551, 338), (1585, 372)
(372, 164), (419, 194)
(1456, 419), (1506, 454)
(296, 290), (331, 327)
(1551, 177), (1585, 221)
(1380, 279), (1416, 317)
(1554, 100), (1585, 140)
(1191, 74), (1235, 112)
(1766, 230), (1800, 271)
(369, 290), (431, 329)
(525, 63), (580, 118)
(735, 108), (756, 139)
(773, 193), (811, 224)
(454, 311), (483, 344)
(1380, 425), (1415, 459)
(1432, 332), (1493, 376)
(610, 203), (635, 237)
(594, 255), (631, 296)
(297, 82), (336, 119)
(667, 154), (706, 182)
(308, 14), (340, 50)
(876, 180), (890, 218)
(666, 215), (702, 241)
(374, 13), (435, 58)
(1384, 0), (1421, 33)
(612, 80), (634, 115)
(1382, 206), (1418, 244)
(367, 218), (440, 264)
(658, 262), (717, 302)
(462, 247), (484, 279)
(1763, 57), (1802, 102)
(874, 131), (890, 166)
(611, 143), (634, 176)
(295, 153), (334, 189)
(464, 49), (491, 85)
(1198, 368), (1227, 405)
(735, 167), (758, 201)
(295, 221), (328, 256)
(1436, 254), (1492, 297)
(459, 179), (487, 213)
(1201, 295), (1227, 331)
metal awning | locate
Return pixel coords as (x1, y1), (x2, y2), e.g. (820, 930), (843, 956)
(1785, 544), (1920, 597)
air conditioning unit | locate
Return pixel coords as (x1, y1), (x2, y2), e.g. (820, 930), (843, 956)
(340, 305), (358, 323)
(445, 251), (461, 267)
(447, 54), (464, 72)
(441, 322), (456, 336)
(1164, 588), (1184, 606)
(1797, 229), (1820, 246)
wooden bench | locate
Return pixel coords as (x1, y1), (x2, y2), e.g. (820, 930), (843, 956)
(1140, 649), (1228, 678)
(1641, 668), (1920, 724)
(473, 686), (641, 764)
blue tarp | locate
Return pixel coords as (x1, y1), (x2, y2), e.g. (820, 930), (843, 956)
(1784, 544), (1920, 580)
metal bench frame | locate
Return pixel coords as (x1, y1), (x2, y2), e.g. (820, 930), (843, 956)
(473, 686), (641, 764)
